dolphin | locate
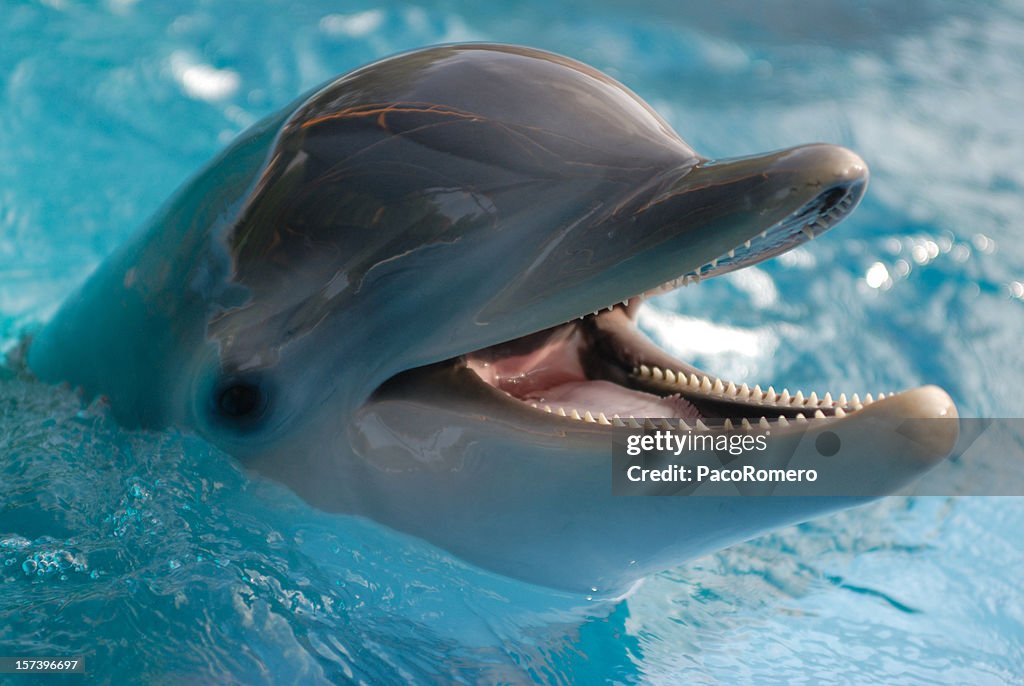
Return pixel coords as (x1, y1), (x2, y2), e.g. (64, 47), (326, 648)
(27, 44), (957, 593)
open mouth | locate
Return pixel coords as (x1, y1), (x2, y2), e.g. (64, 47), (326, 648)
(398, 174), (906, 434)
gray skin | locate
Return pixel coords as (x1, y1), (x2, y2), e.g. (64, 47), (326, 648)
(27, 45), (957, 593)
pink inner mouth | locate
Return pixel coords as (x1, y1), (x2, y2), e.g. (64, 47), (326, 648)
(465, 324), (701, 420)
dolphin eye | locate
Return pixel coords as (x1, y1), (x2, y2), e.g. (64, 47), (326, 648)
(214, 376), (268, 422)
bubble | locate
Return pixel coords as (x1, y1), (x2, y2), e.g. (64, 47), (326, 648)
(865, 262), (891, 289)
(972, 233), (995, 254)
(912, 245), (930, 265)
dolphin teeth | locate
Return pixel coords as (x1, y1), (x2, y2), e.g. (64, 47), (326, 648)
(777, 415), (789, 427)
(583, 410), (596, 423)
(793, 390), (805, 405)
(851, 393), (861, 405)
(640, 365), (651, 377)
(759, 230), (768, 239)
(877, 391), (886, 400)
(741, 418), (752, 431)
(712, 379), (725, 393)
(795, 413), (808, 423)
(802, 226), (815, 239)
(723, 418), (734, 431)
(813, 409), (826, 419)
(726, 381), (737, 396)
(779, 390), (791, 403)
(652, 366), (664, 381)
(834, 407), (846, 418)
(823, 392), (833, 406)
(700, 376), (713, 392)
(752, 384), (763, 401)
(695, 419), (709, 431)
(808, 391), (819, 405)
(744, 239), (752, 249)
(727, 249), (735, 258)
(864, 393), (874, 404)
(644, 418), (658, 430)
(612, 416), (626, 427)
(766, 386), (776, 401)
(759, 417), (771, 429)
(838, 393), (848, 405)
(558, 407), (568, 417)
(738, 383), (751, 399)
(544, 405), (553, 413)
(663, 369), (676, 384)
(852, 403), (864, 412)
(689, 373), (701, 389)
(710, 259), (718, 268)
(628, 417), (642, 429)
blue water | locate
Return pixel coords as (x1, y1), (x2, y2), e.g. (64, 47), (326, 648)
(2, 1), (1023, 684)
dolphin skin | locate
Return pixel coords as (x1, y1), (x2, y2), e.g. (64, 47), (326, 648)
(27, 44), (957, 593)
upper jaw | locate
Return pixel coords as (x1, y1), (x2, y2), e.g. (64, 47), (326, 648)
(473, 143), (869, 342)
(636, 144), (868, 296)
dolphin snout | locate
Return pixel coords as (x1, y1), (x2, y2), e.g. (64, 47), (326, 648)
(774, 143), (869, 191)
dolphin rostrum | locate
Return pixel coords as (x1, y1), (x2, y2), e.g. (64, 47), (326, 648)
(27, 44), (957, 593)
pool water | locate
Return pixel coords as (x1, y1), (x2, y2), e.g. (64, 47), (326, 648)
(1, 1), (1022, 684)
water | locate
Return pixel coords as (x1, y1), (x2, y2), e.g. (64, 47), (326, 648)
(2, 1), (1023, 683)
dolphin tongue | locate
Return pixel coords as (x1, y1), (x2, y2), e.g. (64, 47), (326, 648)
(522, 380), (701, 420)
(464, 320), (701, 420)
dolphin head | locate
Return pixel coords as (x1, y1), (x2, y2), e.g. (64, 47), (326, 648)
(28, 44), (957, 593)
